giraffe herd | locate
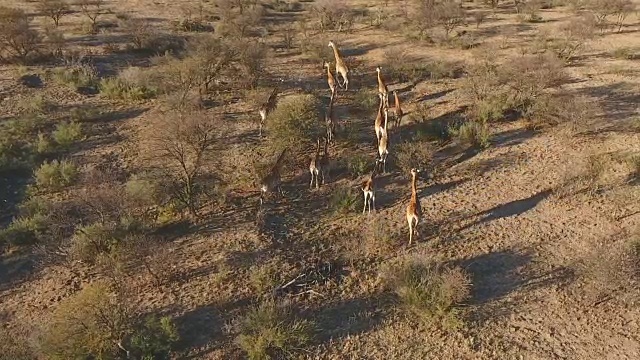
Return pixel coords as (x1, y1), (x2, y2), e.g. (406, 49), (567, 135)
(258, 40), (422, 245)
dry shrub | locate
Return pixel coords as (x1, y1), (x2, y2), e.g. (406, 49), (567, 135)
(0, 7), (42, 63)
(232, 40), (269, 89)
(234, 299), (313, 360)
(357, 220), (399, 258)
(310, 0), (359, 33)
(396, 141), (435, 174)
(521, 0), (544, 22)
(543, 14), (596, 62)
(145, 110), (221, 217)
(584, 0), (635, 32)
(449, 120), (491, 149)
(174, 0), (210, 32)
(215, 0), (264, 38)
(556, 153), (611, 197)
(573, 232), (639, 304)
(44, 26), (65, 57)
(524, 93), (599, 131)
(149, 36), (250, 104)
(409, 0), (466, 41)
(118, 16), (154, 50)
(265, 94), (322, 153)
(78, 0), (105, 34)
(464, 51), (571, 125)
(37, 0), (70, 27)
(0, 325), (36, 360)
(381, 255), (471, 329)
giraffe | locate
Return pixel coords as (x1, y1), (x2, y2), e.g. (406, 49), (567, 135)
(328, 41), (350, 91)
(406, 168), (421, 245)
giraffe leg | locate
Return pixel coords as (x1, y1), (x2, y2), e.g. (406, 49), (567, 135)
(363, 193), (367, 214)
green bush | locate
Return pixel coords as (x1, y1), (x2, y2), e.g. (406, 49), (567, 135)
(4, 113), (46, 139)
(36, 133), (54, 154)
(34, 159), (78, 191)
(265, 94), (322, 153)
(329, 185), (359, 214)
(51, 65), (98, 90)
(0, 137), (34, 173)
(125, 175), (161, 207)
(52, 121), (82, 148)
(0, 213), (48, 247)
(71, 222), (117, 263)
(449, 120), (490, 149)
(353, 88), (379, 115)
(381, 256), (470, 329)
(38, 281), (133, 359)
(235, 300), (313, 360)
(17, 94), (52, 115)
(130, 315), (179, 360)
(346, 154), (369, 179)
(100, 77), (156, 101)
(396, 141), (434, 174)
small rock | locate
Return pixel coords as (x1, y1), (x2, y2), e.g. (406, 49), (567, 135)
(18, 74), (43, 88)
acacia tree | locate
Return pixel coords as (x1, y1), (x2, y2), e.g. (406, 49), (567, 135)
(78, 0), (104, 33)
(147, 111), (220, 218)
(37, 0), (69, 27)
(0, 7), (41, 62)
(435, 0), (466, 38)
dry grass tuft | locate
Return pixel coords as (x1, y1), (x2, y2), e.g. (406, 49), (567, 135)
(234, 299), (313, 359)
(381, 255), (471, 329)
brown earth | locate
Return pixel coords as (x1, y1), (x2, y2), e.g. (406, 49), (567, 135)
(2, 0), (640, 359)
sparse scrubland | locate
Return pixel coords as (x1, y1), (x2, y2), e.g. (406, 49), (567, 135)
(1, 0), (640, 358)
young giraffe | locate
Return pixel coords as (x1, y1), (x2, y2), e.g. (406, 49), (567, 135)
(406, 168), (421, 245)
(392, 90), (404, 128)
(258, 87), (278, 137)
(328, 41), (350, 91)
(309, 138), (322, 189)
(374, 93), (385, 143)
(378, 107), (390, 174)
(376, 66), (389, 108)
(323, 60), (337, 102)
(259, 148), (288, 205)
(325, 100), (336, 144)
(362, 158), (381, 214)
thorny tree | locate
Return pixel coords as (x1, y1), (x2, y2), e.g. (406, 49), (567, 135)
(37, 0), (70, 27)
(147, 111), (220, 218)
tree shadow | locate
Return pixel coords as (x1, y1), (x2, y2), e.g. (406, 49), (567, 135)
(173, 296), (252, 358)
(492, 127), (537, 148)
(419, 177), (469, 198)
(453, 248), (576, 323)
(576, 82), (640, 131)
(472, 189), (553, 227)
(414, 89), (455, 103)
(308, 292), (392, 344)
(0, 251), (39, 293)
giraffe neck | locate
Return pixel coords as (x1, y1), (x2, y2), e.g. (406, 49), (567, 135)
(410, 174), (417, 202)
(331, 46), (341, 63)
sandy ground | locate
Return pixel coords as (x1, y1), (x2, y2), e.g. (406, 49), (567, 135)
(2, 0), (640, 359)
